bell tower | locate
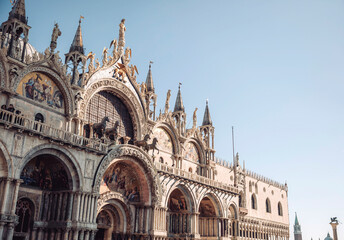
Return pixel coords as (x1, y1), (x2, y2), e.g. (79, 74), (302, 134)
(65, 18), (86, 87)
(294, 213), (303, 240)
(172, 83), (186, 136)
(0, 0), (31, 62)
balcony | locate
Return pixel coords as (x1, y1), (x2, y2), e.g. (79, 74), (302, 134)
(154, 161), (238, 194)
(0, 109), (108, 154)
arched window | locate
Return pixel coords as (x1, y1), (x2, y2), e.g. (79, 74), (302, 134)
(249, 181), (252, 192)
(34, 113), (44, 123)
(255, 183), (258, 194)
(159, 157), (164, 164)
(278, 202), (283, 216)
(251, 194), (257, 210)
(188, 167), (192, 173)
(15, 198), (34, 237)
(266, 198), (271, 213)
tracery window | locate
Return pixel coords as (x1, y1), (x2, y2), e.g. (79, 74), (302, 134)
(85, 91), (134, 141)
(15, 198), (34, 235)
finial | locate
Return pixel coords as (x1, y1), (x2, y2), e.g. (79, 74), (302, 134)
(179, 82), (182, 90)
(149, 61), (153, 69)
(206, 99), (209, 105)
(79, 15), (84, 24)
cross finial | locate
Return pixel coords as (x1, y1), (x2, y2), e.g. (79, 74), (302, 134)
(149, 61), (153, 68)
(179, 82), (182, 90)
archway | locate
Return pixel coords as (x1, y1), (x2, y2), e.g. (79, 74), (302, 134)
(16, 153), (76, 239)
(95, 202), (129, 240)
(198, 196), (221, 239)
(167, 188), (193, 238)
(229, 204), (238, 237)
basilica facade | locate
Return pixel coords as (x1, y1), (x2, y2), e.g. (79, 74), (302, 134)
(0, 1), (289, 240)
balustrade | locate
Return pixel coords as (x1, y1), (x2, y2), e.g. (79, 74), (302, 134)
(0, 109), (108, 153)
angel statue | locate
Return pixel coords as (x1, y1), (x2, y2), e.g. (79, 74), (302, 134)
(109, 38), (118, 61)
(87, 52), (95, 73)
(102, 47), (108, 66)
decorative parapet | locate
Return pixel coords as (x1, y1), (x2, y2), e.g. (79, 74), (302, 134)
(214, 156), (233, 168)
(0, 109), (108, 154)
(154, 161), (238, 194)
(245, 169), (288, 191)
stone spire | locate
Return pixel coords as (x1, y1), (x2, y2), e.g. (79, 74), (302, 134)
(294, 213), (302, 240)
(174, 83), (184, 112)
(69, 18), (84, 54)
(145, 62), (154, 92)
(8, 0), (27, 23)
(202, 100), (212, 126)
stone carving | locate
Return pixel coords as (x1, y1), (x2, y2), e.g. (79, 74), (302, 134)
(123, 47), (131, 66)
(165, 89), (171, 114)
(118, 19), (126, 56)
(50, 23), (61, 52)
(87, 52), (95, 73)
(193, 107), (198, 129)
(102, 47), (108, 66)
(109, 38), (118, 62)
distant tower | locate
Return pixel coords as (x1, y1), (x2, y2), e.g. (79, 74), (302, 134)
(294, 213), (302, 240)
(0, 0), (30, 61)
(199, 100), (215, 177)
(172, 83), (186, 136)
(144, 62), (157, 120)
(330, 218), (339, 240)
(65, 18), (86, 87)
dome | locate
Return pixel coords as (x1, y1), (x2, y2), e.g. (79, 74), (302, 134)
(0, 32), (38, 58)
(324, 233), (333, 240)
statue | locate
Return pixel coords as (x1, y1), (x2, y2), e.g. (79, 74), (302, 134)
(193, 108), (198, 129)
(164, 90), (171, 114)
(87, 52), (95, 73)
(109, 38), (118, 60)
(102, 47), (108, 66)
(118, 19), (126, 56)
(140, 82), (147, 95)
(50, 23), (61, 52)
(123, 47), (131, 65)
(95, 58), (100, 70)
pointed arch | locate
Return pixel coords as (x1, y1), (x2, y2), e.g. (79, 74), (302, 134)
(151, 122), (180, 154)
(251, 194), (257, 210)
(266, 198), (271, 213)
(278, 202), (283, 216)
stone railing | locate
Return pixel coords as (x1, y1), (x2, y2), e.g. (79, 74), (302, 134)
(154, 161), (238, 194)
(0, 109), (108, 153)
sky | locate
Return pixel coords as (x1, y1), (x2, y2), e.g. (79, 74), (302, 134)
(1, 0), (344, 238)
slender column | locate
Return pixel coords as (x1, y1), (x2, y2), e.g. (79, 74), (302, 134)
(56, 193), (63, 221)
(0, 179), (9, 214)
(92, 195), (98, 223)
(73, 192), (81, 221)
(63, 228), (70, 240)
(0, 222), (5, 240)
(79, 193), (85, 222)
(84, 230), (89, 240)
(44, 229), (49, 239)
(82, 194), (88, 222)
(73, 229), (79, 240)
(79, 229), (85, 240)
(50, 229), (56, 240)
(88, 196), (94, 223)
(67, 192), (74, 221)
(61, 192), (68, 221)
(31, 227), (37, 240)
(90, 231), (96, 240)
(10, 180), (21, 215)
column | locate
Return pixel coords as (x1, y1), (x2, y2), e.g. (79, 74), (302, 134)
(73, 229), (79, 240)
(56, 193), (63, 221)
(0, 222), (5, 240)
(63, 228), (70, 240)
(31, 227), (37, 240)
(73, 192), (81, 221)
(0, 179), (9, 214)
(67, 192), (74, 221)
(79, 193), (85, 222)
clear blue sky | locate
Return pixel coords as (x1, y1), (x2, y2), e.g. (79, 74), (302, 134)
(1, 0), (343, 238)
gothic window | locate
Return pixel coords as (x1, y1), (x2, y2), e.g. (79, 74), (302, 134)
(249, 181), (252, 192)
(255, 183), (258, 194)
(266, 198), (271, 213)
(278, 202), (283, 216)
(159, 157), (164, 163)
(251, 194), (257, 210)
(238, 191), (244, 208)
(85, 91), (134, 141)
(15, 198), (34, 235)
